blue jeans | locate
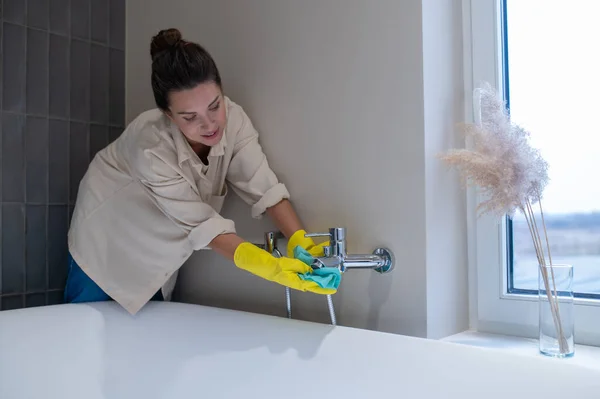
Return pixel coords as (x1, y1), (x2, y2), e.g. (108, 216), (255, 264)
(64, 253), (163, 303)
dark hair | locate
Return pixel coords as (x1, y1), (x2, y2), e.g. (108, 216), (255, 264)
(150, 28), (222, 111)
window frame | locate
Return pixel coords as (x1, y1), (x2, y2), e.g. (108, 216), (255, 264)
(463, 0), (600, 347)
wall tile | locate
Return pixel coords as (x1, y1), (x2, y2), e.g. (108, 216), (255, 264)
(2, 113), (25, 202)
(50, 0), (70, 36)
(47, 290), (64, 305)
(26, 205), (47, 292)
(69, 122), (89, 202)
(109, 49), (124, 126)
(109, 0), (125, 50)
(0, 0), (123, 309)
(91, 0), (109, 44)
(0, 23), (3, 109)
(2, 23), (26, 113)
(1, 295), (24, 310)
(71, 0), (90, 40)
(3, 0), (26, 25)
(26, 293), (47, 307)
(109, 126), (122, 143)
(26, 116), (49, 203)
(90, 124), (108, 159)
(0, 111), (2, 197)
(91, 44), (109, 124)
(2, 204), (25, 295)
(70, 39), (90, 121)
(48, 206), (69, 290)
(0, 209), (2, 294)
(48, 119), (69, 203)
(28, 0), (50, 31)
(26, 29), (49, 115)
(68, 205), (74, 224)
(49, 34), (70, 119)
(0, 209), (2, 295)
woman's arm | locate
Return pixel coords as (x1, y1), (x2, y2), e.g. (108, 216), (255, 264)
(209, 199), (305, 260)
(267, 199), (326, 258)
(208, 233), (246, 260)
(208, 199), (304, 259)
(265, 199), (303, 238)
(223, 104), (308, 242)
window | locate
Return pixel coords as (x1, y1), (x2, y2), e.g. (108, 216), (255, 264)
(464, 0), (600, 346)
(505, 1), (600, 300)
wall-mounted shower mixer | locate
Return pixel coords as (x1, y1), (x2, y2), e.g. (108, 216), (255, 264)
(257, 228), (395, 326)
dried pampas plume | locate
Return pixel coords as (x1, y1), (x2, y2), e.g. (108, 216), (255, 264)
(440, 82), (570, 354)
(439, 82), (549, 218)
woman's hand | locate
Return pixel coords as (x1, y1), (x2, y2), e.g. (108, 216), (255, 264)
(287, 229), (329, 259)
(208, 233), (336, 294)
(264, 199), (329, 257)
(233, 242), (336, 295)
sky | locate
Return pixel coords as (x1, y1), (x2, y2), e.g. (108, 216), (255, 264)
(507, 0), (600, 215)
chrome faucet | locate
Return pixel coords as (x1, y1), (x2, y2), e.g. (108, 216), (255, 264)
(255, 227), (392, 326)
(264, 231), (283, 258)
(305, 227), (394, 274)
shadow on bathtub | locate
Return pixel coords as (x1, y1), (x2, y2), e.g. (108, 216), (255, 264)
(90, 300), (336, 360)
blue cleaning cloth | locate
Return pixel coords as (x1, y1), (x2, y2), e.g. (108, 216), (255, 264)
(294, 246), (342, 290)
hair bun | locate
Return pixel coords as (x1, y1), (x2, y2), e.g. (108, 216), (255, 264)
(150, 28), (183, 61)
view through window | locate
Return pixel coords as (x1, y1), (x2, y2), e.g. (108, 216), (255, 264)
(505, 0), (600, 297)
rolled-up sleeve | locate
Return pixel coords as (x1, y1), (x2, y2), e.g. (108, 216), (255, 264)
(226, 113), (290, 219)
(132, 144), (236, 250)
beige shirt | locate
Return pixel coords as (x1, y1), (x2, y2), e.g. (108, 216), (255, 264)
(68, 97), (290, 314)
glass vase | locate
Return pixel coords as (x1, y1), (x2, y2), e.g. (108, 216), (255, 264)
(538, 264), (574, 358)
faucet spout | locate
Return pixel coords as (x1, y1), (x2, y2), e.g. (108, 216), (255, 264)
(342, 249), (394, 273)
(342, 254), (386, 269)
(312, 253), (386, 270)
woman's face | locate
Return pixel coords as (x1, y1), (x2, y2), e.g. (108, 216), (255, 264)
(166, 82), (227, 148)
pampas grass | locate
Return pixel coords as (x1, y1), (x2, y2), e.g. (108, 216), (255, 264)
(440, 82), (569, 354)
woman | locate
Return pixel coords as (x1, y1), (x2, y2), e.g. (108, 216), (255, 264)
(65, 28), (334, 315)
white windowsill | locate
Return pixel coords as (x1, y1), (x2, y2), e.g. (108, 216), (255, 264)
(441, 330), (600, 371)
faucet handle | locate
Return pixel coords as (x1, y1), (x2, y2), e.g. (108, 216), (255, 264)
(304, 232), (332, 239)
(306, 229), (342, 257)
(306, 228), (345, 241)
(264, 231), (284, 254)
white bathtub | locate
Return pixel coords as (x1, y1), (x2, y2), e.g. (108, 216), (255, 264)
(1, 301), (599, 398)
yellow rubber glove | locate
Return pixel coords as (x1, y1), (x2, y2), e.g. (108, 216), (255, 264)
(287, 229), (330, 258)
(234, 242), (336, 295)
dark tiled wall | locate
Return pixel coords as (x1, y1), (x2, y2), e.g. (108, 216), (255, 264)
(0, 0), (125, 310)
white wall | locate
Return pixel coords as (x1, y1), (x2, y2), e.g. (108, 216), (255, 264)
(126, 0), (467, 338)
(422, 0), (469, 339)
